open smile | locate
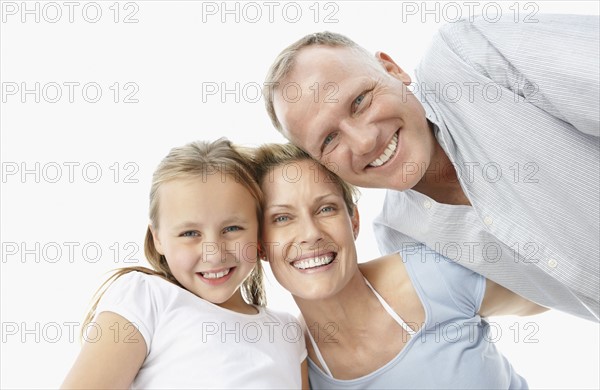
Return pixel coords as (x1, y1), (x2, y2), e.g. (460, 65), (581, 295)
(291, 253), (336, 270)
(368, 131), (399, 168)
(196, 267), (236, 285)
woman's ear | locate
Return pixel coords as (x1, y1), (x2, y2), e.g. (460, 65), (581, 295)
(351, 206), (360, 240)
(375, 51), (412, 85)
(258, 242), (268, 262)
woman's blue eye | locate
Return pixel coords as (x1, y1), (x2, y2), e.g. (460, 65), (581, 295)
(181, 231), (199, 237)
(320, 206), (334, 213)
(274, 215), (289, 223)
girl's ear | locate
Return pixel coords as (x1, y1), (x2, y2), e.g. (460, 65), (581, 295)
(149, 224), (164, 255)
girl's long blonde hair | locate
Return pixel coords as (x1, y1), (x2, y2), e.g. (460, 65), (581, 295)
(81, 138), (266, 338)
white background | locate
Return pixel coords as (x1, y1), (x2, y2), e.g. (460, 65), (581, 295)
(1, 1), (599, 388)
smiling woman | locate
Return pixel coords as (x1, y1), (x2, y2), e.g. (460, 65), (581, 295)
(254, 143), (547, 389)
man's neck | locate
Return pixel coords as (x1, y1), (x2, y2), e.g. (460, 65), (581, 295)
(412, 139), (471, 206)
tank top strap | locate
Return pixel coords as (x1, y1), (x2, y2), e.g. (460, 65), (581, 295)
(304, 277), (415, 379)
(363, 277), (416, 336)
(305, 325), (334, 378)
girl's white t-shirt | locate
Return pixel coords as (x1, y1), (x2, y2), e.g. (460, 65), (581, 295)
(94, 271), (307, 389)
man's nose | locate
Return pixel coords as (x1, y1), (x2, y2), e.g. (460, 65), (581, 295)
(340, 119), (377, 156)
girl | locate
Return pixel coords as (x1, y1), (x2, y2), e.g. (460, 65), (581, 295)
(62, 139), (308, 389)
(255, 143), (546, 389)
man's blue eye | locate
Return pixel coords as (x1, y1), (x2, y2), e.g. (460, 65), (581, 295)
(274, 216), (289, 223)
(354, 94), (365, 106)
(323, 133), (336, 146)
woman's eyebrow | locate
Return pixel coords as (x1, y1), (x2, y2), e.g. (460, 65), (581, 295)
(266, 194), (337, 211)
(265, 203), (293, 211)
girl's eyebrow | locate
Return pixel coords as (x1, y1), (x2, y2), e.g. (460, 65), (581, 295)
(173, 216), (249, 230)
(172, 221), (200, 230)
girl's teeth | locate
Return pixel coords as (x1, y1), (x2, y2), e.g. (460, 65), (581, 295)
(202, 268), (230, 279)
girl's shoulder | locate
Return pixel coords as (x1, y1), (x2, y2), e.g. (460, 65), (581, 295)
(99, 270), (185, 314)
(262, 306), (302, 326)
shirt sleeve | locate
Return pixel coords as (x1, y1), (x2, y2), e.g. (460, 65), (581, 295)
(373, 190), (422, 256)
(94, 271), (160, 355)
(436, 15), (599, 137)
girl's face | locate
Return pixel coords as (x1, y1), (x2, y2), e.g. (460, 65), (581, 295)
(261, 159), (359, 301)
(151, 173), (259, 310)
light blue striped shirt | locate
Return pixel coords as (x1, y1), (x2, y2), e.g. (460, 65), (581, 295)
(374, 14), (599, 321)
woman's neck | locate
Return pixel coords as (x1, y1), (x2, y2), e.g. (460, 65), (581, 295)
(294, 269), (383, 341)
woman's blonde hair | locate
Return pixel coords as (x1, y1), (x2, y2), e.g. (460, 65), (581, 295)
(82, 138), (266, 338)
(253, 142), (359, 217)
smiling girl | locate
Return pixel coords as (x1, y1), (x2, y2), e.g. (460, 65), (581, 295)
(62, 139), (307, 389)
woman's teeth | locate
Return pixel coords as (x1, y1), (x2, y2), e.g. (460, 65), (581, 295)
(201, 268), (230, 279)
(292, 255), (334, 270)
(369, 133), (398, 167)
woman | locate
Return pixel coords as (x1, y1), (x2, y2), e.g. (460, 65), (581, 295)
(255, 143), (547, 389)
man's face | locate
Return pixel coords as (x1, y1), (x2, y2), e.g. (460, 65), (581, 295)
(273, 46), (435, 190)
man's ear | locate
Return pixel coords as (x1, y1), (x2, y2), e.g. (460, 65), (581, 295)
(351, 205), (360, 240)
(375, 51), (412, 85)
(149, 224), (164, 255)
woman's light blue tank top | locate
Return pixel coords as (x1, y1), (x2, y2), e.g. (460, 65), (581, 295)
(306, 243), (528, 389)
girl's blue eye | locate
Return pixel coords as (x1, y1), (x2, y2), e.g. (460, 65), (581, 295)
(181, 231), (199, 237)
(223, 226), (242, 233)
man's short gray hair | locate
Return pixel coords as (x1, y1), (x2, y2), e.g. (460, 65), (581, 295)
(263, 31), (375, 133)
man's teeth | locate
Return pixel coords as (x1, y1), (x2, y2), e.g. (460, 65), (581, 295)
(293, 255), (334, 270)
(201, 268), (230, 279)
(369, 133), (398, 167)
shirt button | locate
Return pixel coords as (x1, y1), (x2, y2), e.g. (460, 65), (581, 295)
(423, 200), (432, 209)
(548, 258), (558, 269)
(484, 216), (493, 226)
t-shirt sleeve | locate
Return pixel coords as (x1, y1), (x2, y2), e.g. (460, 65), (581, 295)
(290, 314), (308, 363)
(279, 311), (307, 363)
(94, 271), (160, 355)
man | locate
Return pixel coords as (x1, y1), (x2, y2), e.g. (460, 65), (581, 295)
(263, 14), (599, 321)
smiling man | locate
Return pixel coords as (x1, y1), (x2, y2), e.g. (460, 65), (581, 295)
(263, 15), (599, 321)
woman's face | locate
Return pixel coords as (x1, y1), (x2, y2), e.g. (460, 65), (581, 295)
(261, 159), (359, 301)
